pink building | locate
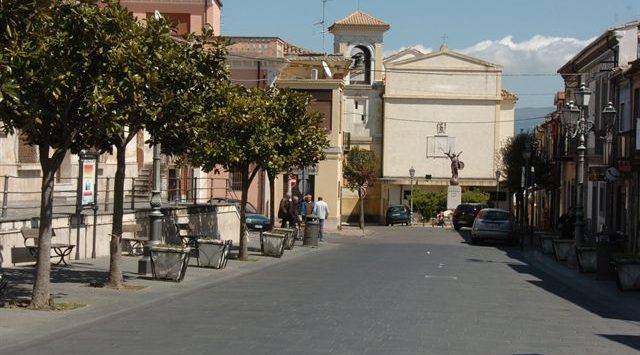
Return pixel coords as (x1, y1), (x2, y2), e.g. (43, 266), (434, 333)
(119, 0), (222, 35)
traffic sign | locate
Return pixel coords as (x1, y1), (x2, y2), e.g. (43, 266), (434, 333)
(290, 174), (297, 187)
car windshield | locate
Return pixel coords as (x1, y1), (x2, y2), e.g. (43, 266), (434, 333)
(480, 211), (510, 221)
(389, 206), (405, 213)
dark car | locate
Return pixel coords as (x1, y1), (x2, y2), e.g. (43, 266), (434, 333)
(385, 205), (411, 226)
(210, 198), (272, 231)
(452, 203), (488, 230)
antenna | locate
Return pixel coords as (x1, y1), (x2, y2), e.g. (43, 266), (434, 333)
(314, 0), (333, 54)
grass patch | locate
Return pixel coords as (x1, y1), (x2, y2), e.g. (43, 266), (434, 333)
(11, 300), (86, 312)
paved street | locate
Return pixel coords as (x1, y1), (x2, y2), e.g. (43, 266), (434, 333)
(2, 226), (640, 354)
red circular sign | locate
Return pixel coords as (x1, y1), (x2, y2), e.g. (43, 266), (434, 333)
(290, 175), (297, 187)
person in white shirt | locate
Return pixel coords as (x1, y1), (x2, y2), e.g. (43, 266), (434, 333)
(313, 196), (330, 242)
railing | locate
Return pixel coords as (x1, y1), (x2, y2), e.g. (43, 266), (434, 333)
(0, 175), (240, 219)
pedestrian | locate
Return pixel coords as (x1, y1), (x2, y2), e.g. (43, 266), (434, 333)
(278, 193), (292, 228)
(288, 195), (300, 229)
(300, 194), (315, 221)
(557, 207), (575, 239)
(313, 196), (330, 242)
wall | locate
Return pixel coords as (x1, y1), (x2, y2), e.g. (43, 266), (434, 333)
(0, 204), (240, 268)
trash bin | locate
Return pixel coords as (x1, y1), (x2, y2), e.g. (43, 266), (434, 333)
(596, 231), (626, 280)
(303, 219), (319, 247)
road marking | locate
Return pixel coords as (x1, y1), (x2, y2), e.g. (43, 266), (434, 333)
(425, 275), (458, 280)
(426, 251), (431, 255)
(438, 263), (445, 268)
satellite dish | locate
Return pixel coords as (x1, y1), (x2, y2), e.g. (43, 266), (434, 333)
(322, 61), (332, 78)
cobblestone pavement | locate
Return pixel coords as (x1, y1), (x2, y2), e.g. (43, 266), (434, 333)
(2, 226), (639, 354)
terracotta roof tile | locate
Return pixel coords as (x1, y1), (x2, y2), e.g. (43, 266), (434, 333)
(329, 11), (389, 31)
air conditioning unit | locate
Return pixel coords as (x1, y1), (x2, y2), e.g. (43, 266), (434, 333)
(310, 69), (318, 80)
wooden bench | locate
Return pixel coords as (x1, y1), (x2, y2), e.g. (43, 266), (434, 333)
(119, 224), (147, 256)
(20, 227), (75, 266)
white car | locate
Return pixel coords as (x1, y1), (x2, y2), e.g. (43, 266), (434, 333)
(471, 208), (518, 245)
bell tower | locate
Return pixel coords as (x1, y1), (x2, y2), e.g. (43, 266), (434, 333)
(328, 11), (389, 84)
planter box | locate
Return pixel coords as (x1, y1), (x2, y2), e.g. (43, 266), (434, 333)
(575, 245), (597, 273)
(536, 232), (559, 254)
(614, 258), (640, 291)
(197, 239), (232, 269)
(260, 232), (285, 258)
(272, 228), (295, 250)
(150, 246), (191, 282)
(552, 239), (574, 261)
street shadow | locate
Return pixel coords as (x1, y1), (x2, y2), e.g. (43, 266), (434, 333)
(0, 265), (138, 304)
(502, 250), (640, 322)
(597, 334), (640, 351)
(450, 227), (640, 323)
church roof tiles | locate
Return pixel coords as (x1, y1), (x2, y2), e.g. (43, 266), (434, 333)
(328, 11), (390, 32)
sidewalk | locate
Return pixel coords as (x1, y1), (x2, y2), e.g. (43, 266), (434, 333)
(0, 232), (338, 351)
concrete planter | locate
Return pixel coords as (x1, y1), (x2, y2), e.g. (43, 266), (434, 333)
(536, 232), (559, 254)
(197, 239), (231, 269)
(260, 232), (285, 258)
(575, 245), (597, 273)
(613, 258), (640, 291)
(552, 239), (574, 261)
(272, 228), (295, 250)
(150, 246), (191, 282)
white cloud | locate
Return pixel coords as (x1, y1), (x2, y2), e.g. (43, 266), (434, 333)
(459, 35), (596, 74)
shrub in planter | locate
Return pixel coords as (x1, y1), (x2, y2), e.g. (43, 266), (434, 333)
(150, 244), (191, 282)
(260, 232), (285, 258)
(197, 239), (232, 269)
(613, 255), (640, 291)
(575, 245), (597, 273)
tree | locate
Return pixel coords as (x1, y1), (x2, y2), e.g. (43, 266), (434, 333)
(343, 148), (378, 230)
(87, 6), (229, 288)
(462, 189), (489, 204)
(412, 190), (447, 220)
(262, 88), (328, 227)
(0, 0), (133, 308)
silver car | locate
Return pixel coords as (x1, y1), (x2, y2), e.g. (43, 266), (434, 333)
(471, 208), (518, 245)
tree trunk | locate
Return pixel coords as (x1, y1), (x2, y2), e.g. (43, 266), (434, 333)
(358, 188), (365, 230)
(30, 146), (63, 309)
(238, 166), (249, 260)
(106, 144), (126, 288)
(268, 173), (275, 228)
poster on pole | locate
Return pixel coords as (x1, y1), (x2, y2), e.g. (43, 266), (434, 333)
(81, 159), (97, 206)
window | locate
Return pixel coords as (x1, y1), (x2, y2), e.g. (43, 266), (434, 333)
(229, 169), (242, 191)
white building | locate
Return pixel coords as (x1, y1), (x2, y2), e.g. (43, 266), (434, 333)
(380, 44), (517, 209)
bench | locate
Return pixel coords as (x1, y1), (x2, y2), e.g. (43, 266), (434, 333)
(174, 222), (206, 266)
(119, 224), (147, 256)
(20, 227), (75, 266)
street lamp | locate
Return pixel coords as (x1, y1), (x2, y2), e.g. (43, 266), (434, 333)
(562, 83), (592, 244)
(139, 143), (162, 274)
(522, 142), (531, 244)
(495, 170), (501, 209)
(409, 166), (415, 218)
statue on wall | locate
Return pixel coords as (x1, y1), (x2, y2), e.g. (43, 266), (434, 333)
(444, 150), (464, 185)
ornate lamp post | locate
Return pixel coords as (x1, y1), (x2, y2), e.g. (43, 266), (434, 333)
(138, 143), (162, 274)
(409, 166), (415, 218)
(560, 83), (592, 244)
(522, 143), (531, 242)
(495, 170), (501, 209)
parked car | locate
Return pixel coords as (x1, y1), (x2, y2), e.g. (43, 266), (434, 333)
(385, 205), (411, 226)
(210, 198), (272, 231)
(470, 208), (518, 245)
(452, 203), (488, 230)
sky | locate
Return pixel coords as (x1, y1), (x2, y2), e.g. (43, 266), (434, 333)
(222, 0), (639, 108)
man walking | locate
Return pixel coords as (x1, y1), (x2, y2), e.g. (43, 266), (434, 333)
(313, 196), (329, 242)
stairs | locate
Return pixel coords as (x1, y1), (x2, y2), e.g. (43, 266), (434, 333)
(127, 166), (151, 202)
